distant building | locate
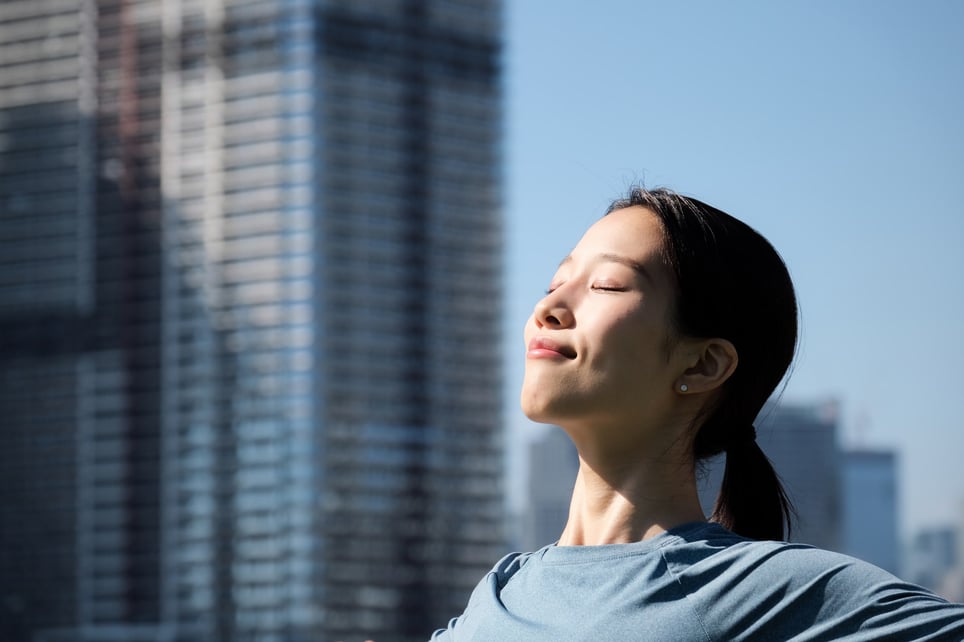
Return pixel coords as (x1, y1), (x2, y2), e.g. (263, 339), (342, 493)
(0, 1), (503, 641)
(842, 449), (899, 574)
(950, 502), (964, 601)
(524, 427), (579, 550)
(906, 527), (958, 596)
(700, 400), (842, 550)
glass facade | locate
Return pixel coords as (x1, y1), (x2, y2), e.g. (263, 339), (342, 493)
(0, 1), (503, 641)
(842, 450), (899, 575)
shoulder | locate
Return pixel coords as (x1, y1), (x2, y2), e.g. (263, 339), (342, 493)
(662, 525), (964, 641)
(661, 523), (897, 587)
(428, 547), (549, 640)
(487, 546), (547, 588)
(453, 546), (551, 615)
(666, 529), (889, 583)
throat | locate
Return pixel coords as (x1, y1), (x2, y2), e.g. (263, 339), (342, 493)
(556, 460), (706, 547)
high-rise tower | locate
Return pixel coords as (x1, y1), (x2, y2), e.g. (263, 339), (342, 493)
(0, 1), (503, 640)
(842, 449), (899, 575)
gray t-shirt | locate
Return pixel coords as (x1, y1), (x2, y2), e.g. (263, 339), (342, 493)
(430, 522), (964, 641)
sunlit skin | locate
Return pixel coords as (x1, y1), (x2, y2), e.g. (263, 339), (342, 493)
(521, 206), (738, 546)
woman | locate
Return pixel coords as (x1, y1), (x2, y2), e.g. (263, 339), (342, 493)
(430, 187), (964, 641)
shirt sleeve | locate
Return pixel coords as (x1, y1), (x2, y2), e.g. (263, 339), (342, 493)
(426, 551), (528, 641)
(428, 619), (456, 641)
(670, 540), (964, 641)
(810, 554), (964, 641)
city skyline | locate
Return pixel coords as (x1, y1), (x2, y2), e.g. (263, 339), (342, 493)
(2, 2), (962, 638)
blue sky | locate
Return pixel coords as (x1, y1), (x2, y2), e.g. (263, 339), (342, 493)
(502, 1), (964, 537)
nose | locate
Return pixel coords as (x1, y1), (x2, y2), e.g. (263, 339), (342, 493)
(533, 291), (574, 329)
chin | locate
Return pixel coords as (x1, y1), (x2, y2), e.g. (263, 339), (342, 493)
(520, 367), (591, 425)
(520, 403), (553, 425)
(519, 384), (570, 426)
(519, 388), (551, 424)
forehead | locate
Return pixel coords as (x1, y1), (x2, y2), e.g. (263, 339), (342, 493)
(573, 206), (666, 262)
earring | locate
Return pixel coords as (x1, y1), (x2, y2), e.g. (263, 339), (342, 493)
(679, 384), (688, 392)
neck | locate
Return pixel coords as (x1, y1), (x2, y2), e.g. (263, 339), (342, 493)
(557, 448), (706, 547)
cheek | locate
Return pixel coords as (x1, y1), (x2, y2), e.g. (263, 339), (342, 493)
(591, 315), (664, 374)
(590, 309), (642, 350)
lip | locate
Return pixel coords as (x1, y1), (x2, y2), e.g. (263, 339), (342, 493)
(527, 337), (577, 360)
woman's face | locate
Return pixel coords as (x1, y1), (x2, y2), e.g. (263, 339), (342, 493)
(521, 206), (690, 437)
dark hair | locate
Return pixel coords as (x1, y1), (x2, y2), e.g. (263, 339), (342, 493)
(607, 186), (797, 541)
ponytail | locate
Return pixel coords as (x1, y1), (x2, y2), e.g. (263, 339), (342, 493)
(710, 432), (794, 541)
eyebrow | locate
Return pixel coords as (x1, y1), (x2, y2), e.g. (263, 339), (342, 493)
(557, 253), (654, 282)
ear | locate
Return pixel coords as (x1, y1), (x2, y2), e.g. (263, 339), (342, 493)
(677, 338), (738, 394)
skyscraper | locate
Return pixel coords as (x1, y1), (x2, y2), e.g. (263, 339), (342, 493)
(842, 449), (899, 575)
(906, 527), (957, 595)
(0, 1), (503, 640)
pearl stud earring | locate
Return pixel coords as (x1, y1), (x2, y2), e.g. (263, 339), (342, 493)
(679, 384), (688, 392)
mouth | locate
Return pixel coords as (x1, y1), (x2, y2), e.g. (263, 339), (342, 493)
(527, 337), (577, 360)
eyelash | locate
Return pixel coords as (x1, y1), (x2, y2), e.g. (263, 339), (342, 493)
(544, 284), (625, 295)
